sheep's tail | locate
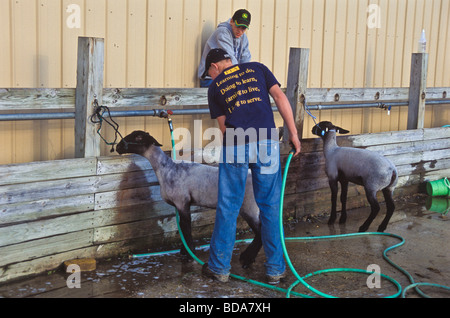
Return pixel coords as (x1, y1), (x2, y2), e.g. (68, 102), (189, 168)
(388, 167), (398, 190)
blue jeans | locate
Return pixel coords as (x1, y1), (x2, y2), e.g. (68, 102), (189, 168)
(208, 139), (286, 276)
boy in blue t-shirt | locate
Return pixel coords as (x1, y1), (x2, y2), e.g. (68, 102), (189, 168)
(203, 48), (301, 284)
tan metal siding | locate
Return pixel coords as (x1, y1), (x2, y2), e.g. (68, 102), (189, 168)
(0, 0), (449, 164)
(2, 0), (449, 88)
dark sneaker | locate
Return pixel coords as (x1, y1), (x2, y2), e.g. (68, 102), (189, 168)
(266, 271), (287, 285)
(202, 263), (229, 283)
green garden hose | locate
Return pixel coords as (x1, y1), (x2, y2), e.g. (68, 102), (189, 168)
(132, 119), (450, 298)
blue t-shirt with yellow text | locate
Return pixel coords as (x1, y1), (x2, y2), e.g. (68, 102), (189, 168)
(208, 62), (280, 143)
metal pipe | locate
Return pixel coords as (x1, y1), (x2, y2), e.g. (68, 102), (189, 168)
(0, 112), (75, 121)
(425, 99), (450, 105)
(109, 108), (211, 117)
(306, 101), (409, 111)
(306, 99), (449, 111)
(0, 99), (448, 121)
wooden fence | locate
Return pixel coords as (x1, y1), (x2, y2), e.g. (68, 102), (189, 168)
(0, 152), (234, 283)
(1, 126), (449, 283)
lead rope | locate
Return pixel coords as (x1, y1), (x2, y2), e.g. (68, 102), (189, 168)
(90, 100), (124, 153)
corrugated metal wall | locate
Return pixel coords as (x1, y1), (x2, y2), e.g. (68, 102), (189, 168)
(0, 0), (449, 164)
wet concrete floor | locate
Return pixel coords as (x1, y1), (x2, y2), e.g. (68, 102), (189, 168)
(1, 194), (449, 299)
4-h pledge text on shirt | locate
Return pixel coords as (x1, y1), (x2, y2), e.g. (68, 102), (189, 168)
(216, 66), (263, 114)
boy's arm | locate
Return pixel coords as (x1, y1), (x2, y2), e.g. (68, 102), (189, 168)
(269, 84), (301, 156)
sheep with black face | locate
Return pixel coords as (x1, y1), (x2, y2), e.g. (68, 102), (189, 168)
(116, 130), (262, 267)
(312, 121), (398, 232)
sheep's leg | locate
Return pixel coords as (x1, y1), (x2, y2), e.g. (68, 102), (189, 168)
(359, 189), (380, 232)
(377, 188), (395, 232)
(177, 206), (195, 258)
(239, 222), (262, 268)
(339, 180), (348, 224)
(328, 179), (339, 225)
(239, 216), (262, 268)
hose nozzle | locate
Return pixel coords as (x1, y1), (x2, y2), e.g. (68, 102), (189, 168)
(159, 110), (174, 118)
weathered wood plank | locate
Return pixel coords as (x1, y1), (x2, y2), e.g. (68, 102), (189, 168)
(422, 168), (450, 181)
(341, 127), (450, 148)
(95, 194), (211, 223)
(1, 87), (447, 110)
(284, 152), (325, 171)
(95, 170), (159, 193)
(422, 127), (450, 140)
(0, 223), (221, 283)
(397, 169), (450, 188)
(75, 37), (104, 158)
(285, 186), (370, 217)
(339, 129), (426, 147)
(289, 175), (422, 212)
(94, 185), (163, 211)
(285, 48), (309, 140)
(0, 212), (97, 248)
(305, 87), (409, 103)
(0, 246), (99, 283)
(93, 209), (216, 244)
(0, 157), (96, 186)
(296, 176), (330, 193)
(0, 176), (97, 205)
(386, 148), (450, 167)
(407, 53), (428, 129)
(365, 138), (450, 156)
(94, 218), (168, 244)
(96, 154), (152, 175)
(0, 230), (94, 267)
(396, 158), (450, 176)
(92, 204), (174, 227)
(0, 88), (76, 110)
(0, 194), (94, 225)
(305, 88), (445, 104)
(102, 88), (209, 108)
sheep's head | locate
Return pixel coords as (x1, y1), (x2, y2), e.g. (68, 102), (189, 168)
(116, 130), (162, 155)
(312, 121), (349, 138)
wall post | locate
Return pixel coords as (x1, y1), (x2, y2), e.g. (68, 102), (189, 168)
(284, 48), (309, 145)
(407, 53), (428, 130)
(75, 37), (105, 158)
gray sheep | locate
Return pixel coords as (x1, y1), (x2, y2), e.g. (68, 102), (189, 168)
(312, 121), (398, 232)
(116, 130), (262, 267)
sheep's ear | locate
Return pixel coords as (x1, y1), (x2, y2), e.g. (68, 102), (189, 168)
(336, 126), (350, 134)
(150, 136), (163, 147)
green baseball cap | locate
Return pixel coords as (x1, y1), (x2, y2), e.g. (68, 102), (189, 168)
(232, 9), (251, 28)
